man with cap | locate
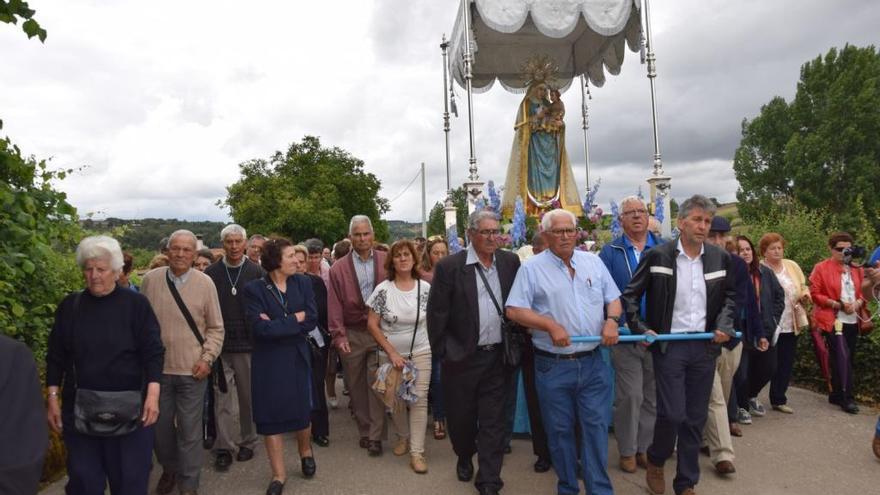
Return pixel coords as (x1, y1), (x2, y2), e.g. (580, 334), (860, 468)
(701, 215), (747, 476)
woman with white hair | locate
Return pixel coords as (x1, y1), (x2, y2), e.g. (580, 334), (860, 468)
(46, 235), (165, 494)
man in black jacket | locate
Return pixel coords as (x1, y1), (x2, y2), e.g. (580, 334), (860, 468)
(205, 224), (264, 471)
(622, 195), (736, 495)
(427, 210), (521, 495)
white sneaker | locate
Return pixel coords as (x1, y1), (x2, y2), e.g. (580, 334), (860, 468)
(749, 398), (766, 417)
(328, 396), (339, 409)
(737, 407), (752, 424)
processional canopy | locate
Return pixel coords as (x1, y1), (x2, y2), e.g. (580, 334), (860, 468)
(449, 0), (643, 93)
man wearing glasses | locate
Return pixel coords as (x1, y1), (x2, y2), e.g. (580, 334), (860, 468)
(427, 210), (522, 495)
(599, 196), (663, 474)
(506, 209), (622, 495)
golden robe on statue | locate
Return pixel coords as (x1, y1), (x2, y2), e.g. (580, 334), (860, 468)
(501, 83), (583, 218)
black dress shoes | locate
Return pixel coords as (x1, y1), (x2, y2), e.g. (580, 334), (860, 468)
(842, 402), (860, 414)
(313, 435), (330, 447)
(301, 456), (317, 477)
(214, 450), (232, 472)
(359, 436), (370, 449)
(236, 447), (254, 462)
(456, 457), (474, 482)
(265, 479), (284, 495)
(534, 457), (552, 473)
(367, 440), (383, 456)
(478, 487), (500, 495)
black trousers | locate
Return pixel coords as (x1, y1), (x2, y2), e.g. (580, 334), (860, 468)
(648, 341), (717, 495)
(769, 333), (797, 406)
(519, 337), (550, 460)
(745, 343), (777, 406)
(310, 343), (330, 438)
(63, 424), (154, 495)
(826, 323), (859, 405)
(443, 347), (512, 491)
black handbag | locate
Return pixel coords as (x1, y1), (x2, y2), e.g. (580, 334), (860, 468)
(69, 292), (143, 437)
(165, 274), (227, 450)
(476, 266), (525, 367)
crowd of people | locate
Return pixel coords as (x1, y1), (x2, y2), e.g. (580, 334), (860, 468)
(26, 193), (880, 495)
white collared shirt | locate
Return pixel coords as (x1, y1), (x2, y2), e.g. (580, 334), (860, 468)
(670, 239), (707, 333)
(168, 267), (193, 288)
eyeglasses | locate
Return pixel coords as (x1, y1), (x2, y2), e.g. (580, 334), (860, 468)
(832, 246), (848, 252)
(476, 229), (501, 237)
(621, 209), (648, 218)
(548, 228), (581, 237)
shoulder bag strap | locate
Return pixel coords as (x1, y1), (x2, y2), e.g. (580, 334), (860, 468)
(166, 272), (204, 346)
(407, 279), (421, 359)
(475, 265), (504, 318)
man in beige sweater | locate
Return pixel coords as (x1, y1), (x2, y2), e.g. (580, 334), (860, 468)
(142, 230), (224, 495)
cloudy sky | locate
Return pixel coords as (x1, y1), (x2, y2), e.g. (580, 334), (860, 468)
(2, 0), (878, 223)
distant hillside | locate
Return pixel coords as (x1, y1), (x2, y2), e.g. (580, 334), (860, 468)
(81, 218), (226, 250)
(386, 220), (423, 241)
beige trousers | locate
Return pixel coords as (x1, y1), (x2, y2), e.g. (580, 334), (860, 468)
(703, 342), (742, 464)
(378, 350), (432, 455)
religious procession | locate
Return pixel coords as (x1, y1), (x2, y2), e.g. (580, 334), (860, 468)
(3, 1), (880, 495)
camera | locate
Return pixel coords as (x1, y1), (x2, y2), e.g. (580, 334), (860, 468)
(842, 245), (867, 266)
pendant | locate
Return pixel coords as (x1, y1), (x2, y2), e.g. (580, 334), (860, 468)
(231, 287), (237, 296)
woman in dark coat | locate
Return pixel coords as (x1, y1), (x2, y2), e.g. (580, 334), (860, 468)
(243, 237), (318, 495)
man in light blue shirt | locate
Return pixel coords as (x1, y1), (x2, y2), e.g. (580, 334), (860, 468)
(507, 209), (622, 495)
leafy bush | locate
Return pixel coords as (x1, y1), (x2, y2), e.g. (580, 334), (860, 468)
(0, 138), (83, 361)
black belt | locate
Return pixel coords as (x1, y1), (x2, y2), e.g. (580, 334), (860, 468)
(534, 348), (595, 360)
(476, 343), (501, 352)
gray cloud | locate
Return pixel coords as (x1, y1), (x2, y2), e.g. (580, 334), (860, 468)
(1, 0), (877, 226)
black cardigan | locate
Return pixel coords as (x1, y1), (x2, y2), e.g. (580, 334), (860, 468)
(46, 287), (165, 420)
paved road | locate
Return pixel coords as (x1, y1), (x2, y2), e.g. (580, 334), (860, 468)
(44, 385), (880, 494)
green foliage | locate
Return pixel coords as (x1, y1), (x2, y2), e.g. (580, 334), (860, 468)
(742, 201), (837, 275)
(223, 136), (390, 244)
(0, 0), (46, 42)
(427, 186), (468, 238)
(0, 137), (83, 360)
(734, 44), (880, 234)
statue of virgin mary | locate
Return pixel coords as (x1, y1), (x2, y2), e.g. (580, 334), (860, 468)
(501, 56), (583, 218)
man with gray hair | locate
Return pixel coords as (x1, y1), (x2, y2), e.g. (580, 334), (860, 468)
(328, 215), (388, 455)
(142, 230), (225, 495)
(204, 224), (264, 472)
(246, 234), (266, 265)
(599, 195), (663, 473)
(622, 195), (736, 495)
(507, 208), (622, 495)
(427, 210), (521, 495)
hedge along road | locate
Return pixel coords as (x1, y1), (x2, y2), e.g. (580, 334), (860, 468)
(43, 385), (879, 494)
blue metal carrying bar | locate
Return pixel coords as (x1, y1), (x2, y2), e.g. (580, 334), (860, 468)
(570, 327), (742, 344)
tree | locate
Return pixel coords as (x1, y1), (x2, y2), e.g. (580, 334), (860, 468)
(734, 45), (880, 232)
(0, 138), (83, 359)
(223, 136), (390, 244)
(0, 0), (46, 42)
(426, 186), (469, 239)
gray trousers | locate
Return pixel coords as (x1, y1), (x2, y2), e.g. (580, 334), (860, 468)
(342, 329), (387, 441)
(612, 343), (657, 457)
(214, 352), (257, 453)
(155, 374), (208, 492)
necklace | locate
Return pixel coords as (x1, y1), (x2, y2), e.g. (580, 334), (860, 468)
(225, 261), (245, 296)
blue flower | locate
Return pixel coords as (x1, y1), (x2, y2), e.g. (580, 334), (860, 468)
(487, 180), (501, 213)
(654, 195), (665, 223)
(582, 178), (601, 216)
(511, 196), (527, 247)
(610, 200), (622, 240)
(447, 225), (463, 254)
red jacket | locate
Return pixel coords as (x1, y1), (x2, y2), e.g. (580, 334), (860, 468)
(809, 258), (864, 332)
(327, 250), (386, 348)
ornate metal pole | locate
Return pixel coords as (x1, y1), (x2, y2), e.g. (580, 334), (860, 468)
(460, 0), (483, 214)
(441, 35), (457, 231)
(642, 0), (672, 236)
(580, 74), (592, 190)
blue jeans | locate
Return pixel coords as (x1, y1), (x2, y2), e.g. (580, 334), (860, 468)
(535, 352), (613, 495)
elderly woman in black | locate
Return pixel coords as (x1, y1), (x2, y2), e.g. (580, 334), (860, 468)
(46, 235), (165, 494)
(243, 237), (318, 495)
